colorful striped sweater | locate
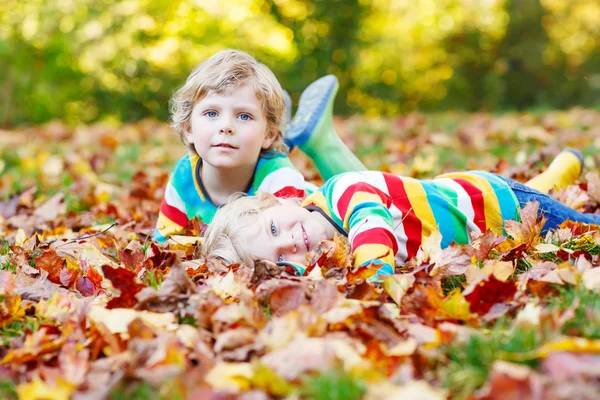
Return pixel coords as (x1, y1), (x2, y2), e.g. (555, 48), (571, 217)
(154, 152), (309, 242)
(300, 170), (520, 280)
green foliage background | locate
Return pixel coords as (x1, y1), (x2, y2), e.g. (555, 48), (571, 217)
(1, 0), (599, 126)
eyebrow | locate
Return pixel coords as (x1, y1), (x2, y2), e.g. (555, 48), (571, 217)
(234, 105), (261, 115)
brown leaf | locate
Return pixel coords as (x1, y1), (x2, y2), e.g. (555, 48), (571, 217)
(310, 280), (343, 314)
(268, 284), (308, 317)
(586, 171), (600, 204)
(430, 245), (472, 276)
(479, 360), (544, 400)
(551, 185), (590, 211)
(118, 241), (145, 272)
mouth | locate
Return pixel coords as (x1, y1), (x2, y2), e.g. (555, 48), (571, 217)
(301, 224), (310, 252)
(212, 143), (238, 149)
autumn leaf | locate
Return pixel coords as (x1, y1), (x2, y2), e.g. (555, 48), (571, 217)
(35, 249), (66, 285)
(16, 377), (75, 400)
(102, 265), (145, 309)
(463, 275), (517, 315)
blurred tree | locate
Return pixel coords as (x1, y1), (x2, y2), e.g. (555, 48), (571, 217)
(1, 0), (599, 126)
(264, 0), (370, 113)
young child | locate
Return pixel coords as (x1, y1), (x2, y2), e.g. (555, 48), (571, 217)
(202, 158), (599, 282)
(154, 49), (365, 242)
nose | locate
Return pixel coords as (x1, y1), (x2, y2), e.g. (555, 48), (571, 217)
(219, 126), (234, 135)
(219, 115), (235, 135)
(278, 232), (298, 254)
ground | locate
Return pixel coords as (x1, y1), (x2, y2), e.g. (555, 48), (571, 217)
(1, 109), (600, 399)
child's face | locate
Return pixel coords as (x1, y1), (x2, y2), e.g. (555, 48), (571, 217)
(241, 203), (334, 264)
(186, 83), (275, 169)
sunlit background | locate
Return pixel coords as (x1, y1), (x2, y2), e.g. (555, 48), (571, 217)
(1, 0), (599, 125)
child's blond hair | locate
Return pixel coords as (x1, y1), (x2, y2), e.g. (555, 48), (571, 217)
(202, 192), (300, 268)
(171, 49), (288, 155)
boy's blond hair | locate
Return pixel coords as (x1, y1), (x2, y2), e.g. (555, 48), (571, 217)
(202, 192), (300, 268)
(171, 49), (288, 155)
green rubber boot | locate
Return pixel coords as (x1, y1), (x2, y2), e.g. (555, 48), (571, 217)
(284, 75), (366, 180)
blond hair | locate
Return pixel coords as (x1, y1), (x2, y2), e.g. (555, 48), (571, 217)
(171, 49), (288, 155)
(202, 192), (301, 268)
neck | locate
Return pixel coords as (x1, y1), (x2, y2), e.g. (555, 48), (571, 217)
(311, 210), (337, 238)
(200, 162), (256, 206)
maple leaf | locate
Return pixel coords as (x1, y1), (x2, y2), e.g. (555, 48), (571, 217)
(118, 240), (145, 271)
(310, 279), (343, 314)
(102, 265), (145, 309)
(550, 185), (590, 211)
(463, 275), (517, 315)
(256, 280), (308, 317)
(585, 171), (600, 205)
(35, 249), (66, 285)
(498, 201), (545, 256)
(0, 293), (27, 328)
(429, 245), (472, 276)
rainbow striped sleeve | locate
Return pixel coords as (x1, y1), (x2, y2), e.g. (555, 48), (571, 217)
(322, 173), (398, 275)
(154, 154), (198, 242)
(253, 153), (306, 198)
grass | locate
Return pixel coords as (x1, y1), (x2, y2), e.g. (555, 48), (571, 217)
(0, 317), (43, 346)
(142, 269), (164, 289)
(442, 320), (542, 399)
(109, 380), (184, 400)
(0, 381), (17, 400)
(300, 370), (366, 400)
(548, 284), (600, 339)
(441, 275), (467, 296)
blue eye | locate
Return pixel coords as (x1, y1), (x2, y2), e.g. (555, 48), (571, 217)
(206, 111), (217, 118)
(239, 113), (251, 121)
(270, 221), (277, 236)
(277, 254), (284, 262)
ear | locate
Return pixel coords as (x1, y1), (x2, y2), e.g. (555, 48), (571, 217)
(261, 128), (279, 149)
(182, 121), (193, 144)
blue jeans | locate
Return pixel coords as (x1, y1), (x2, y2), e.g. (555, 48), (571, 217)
(499, 176), (600, 233)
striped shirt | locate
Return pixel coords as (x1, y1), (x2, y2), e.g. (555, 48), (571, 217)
(301, 171), (520, 279)
(154, 152), (308, 242)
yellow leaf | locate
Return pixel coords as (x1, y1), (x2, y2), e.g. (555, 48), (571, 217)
(416, 230), (443, 264)
(436, 289), (475, 321)
(87, 305), (175, 334)
(15, 229), (28, 246)
(207, 269), (244, 301)
(383, 274), (415, 305)
(205, 362), (254, 394)
(534, 243), (560, 253)
(252, 364), (294, 397)
(504, 337), (600, 362)
(16, 378), (74, 400)
(384, 338), (417, 356)
(167, 235), (202, 246)
(481, 260), (514, 282)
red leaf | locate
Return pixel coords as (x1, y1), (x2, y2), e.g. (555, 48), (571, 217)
(35, 249), (65, 285)
(118, 248), (144, 272)
(102, 265), (145, 309)
(464, 275), (517, 315)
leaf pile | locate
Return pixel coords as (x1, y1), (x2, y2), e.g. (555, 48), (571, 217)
(1, 110), (600, 399)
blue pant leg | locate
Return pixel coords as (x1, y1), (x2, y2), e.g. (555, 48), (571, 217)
(498, 176), (600, 232)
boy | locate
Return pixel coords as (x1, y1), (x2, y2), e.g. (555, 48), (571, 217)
(154, 49), (365, 242)
(202, 163), (599, 282)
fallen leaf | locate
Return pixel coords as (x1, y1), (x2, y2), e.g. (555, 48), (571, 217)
(464, 275), (517, 315)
